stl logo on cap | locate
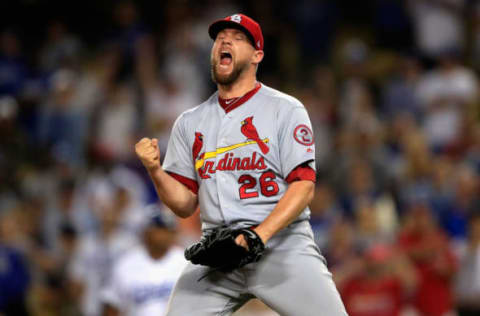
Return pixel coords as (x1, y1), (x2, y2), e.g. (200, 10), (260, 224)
(208, 14), (264, 50)
(231, 14), (242, 23)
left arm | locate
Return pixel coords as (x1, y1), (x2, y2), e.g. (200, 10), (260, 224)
(236, 180), (314, 246)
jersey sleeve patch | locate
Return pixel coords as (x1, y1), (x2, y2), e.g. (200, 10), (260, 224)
(167, 172), (199, 194)
(286, 162), (316, 183)
(293, 124), (314, 146)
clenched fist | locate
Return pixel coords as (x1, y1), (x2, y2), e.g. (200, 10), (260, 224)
(135, 138), (161, 171)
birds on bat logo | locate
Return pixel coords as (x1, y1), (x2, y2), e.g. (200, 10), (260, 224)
(191, 118), (270, 177)
(240, 116), (269, 154)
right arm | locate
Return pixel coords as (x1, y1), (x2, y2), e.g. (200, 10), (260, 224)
(135, 138), (198, 218)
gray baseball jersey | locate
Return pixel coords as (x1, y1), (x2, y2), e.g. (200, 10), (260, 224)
(163, 83), (316, 229)
(162, 83), (348, 316)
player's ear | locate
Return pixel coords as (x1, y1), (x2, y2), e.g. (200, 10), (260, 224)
(252, 50), (264, 65)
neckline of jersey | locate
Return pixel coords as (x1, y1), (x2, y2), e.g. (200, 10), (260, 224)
(218, 82), (262, 114)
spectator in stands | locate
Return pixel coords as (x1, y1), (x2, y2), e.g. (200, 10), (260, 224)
(398, 202), (457, 316)
(416, 48), (478, 151)
(39, 20), (83, 73)
(397, 130), (435, 209)
(326, 220), (361, 284)
(37, 68), (88, 168)
(309, 182), (343, 251)
(0, 211), (30, 316)
(455, 212), (480, 316)
(441, 165), (480, 241)
(101, 205), (186, 316)
(352, 198), (396, 252)
(408, 0), (465, 60)
(0, 29), (27, 97)
(67, 183), (138, 316)
(382, 54), (423, 121)
(107, 0), (153, 81)
(339, 243), (417, 316)
(90, 83), (138, 162)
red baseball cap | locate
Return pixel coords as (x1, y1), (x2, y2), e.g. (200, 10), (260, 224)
(208, 14), (264, 50)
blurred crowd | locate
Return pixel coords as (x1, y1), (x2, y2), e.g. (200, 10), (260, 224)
(2, 0), (480, 315)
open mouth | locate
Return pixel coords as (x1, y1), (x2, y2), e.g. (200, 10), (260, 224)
(220, 52), (232, 65)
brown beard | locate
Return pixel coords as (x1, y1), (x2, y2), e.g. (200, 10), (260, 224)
(211, 58), (249, 85)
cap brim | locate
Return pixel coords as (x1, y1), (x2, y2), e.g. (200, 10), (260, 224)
(208, 20), (256, 49)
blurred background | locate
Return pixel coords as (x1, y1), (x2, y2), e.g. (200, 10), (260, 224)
(1, 0), (480, 315)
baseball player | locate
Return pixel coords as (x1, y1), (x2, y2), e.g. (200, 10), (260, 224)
(135, 13), (348, 316)
(101, 205), (187, 316)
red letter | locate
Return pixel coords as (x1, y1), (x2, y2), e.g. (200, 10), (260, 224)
(240, 157), (251, 170)
(255, 156), (267, 170)
(198, 166), (210, 179)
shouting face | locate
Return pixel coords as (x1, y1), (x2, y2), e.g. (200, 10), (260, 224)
(210, 28), (259, 85)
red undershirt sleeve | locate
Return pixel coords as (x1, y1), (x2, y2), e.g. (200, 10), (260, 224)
(167, 172), (199, 194)
(285, 162), (316, 183)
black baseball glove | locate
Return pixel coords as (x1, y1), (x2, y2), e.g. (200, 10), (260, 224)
(184, 227), (265, 272)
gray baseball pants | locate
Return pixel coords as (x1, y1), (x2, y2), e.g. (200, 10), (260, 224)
(165, 220), (348, 316)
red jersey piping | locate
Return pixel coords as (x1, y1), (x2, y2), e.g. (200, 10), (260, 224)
(218, 82), (261, 113)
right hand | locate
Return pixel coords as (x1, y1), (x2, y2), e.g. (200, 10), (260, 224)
(135, 138), (161, 171)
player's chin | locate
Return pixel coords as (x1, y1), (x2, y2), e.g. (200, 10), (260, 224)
(212, 67), (235, 84)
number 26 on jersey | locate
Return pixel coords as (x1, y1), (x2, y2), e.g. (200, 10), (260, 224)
(238, 171), (279, 199)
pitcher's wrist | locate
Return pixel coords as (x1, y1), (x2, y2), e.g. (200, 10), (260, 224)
(146, 163), (162, 174)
